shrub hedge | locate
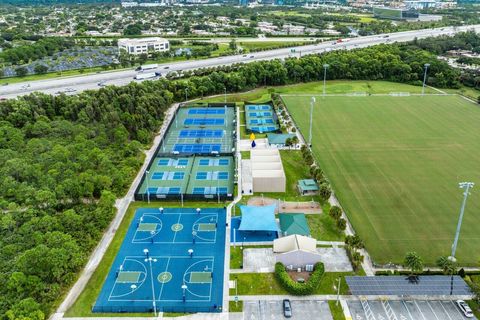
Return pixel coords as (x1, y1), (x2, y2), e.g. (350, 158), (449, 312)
(274, 262), (325, 295)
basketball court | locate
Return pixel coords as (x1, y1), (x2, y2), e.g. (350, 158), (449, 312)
(93, 207), (226, 314)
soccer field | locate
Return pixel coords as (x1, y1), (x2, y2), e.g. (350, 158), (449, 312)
(283, 94), (480, 265)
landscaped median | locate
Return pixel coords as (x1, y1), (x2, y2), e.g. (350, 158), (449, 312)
(275, 262), (325, 295)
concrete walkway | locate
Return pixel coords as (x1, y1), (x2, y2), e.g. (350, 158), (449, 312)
(51, 103), (180, 320)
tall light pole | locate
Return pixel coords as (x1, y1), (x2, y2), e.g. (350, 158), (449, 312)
(181, 283), (188, 302)
(224, 86), (227, 104)
(144, 249), (157, 316)
(308, 96), (316, 147)
(185, 87), (188, 102)
(422, 63), (430, 96)
(449, 182), (474, 261)
(323, 64), (329, 96)
(145, 170), (150, 203)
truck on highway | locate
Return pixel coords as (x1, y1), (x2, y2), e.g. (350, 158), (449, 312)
(135, 64), (158, 71)
(134, 72), (161, 80)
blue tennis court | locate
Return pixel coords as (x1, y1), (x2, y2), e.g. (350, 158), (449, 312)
(248, 105), (270, 111)
(188, 108), (226, 115)
(173, 144), (221, 153)
(93, 207), (226, 314)
(250, 126), (277, 132)
(193, 187), (228, 195)
(184, 118), (225, 126)
(179, 130), (224, 138)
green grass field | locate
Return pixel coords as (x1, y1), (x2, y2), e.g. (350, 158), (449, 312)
(283, 94), (480, 265)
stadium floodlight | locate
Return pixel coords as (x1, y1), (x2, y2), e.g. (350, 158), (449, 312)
(323, 64), (329, 96)
(422, 63), (430, 96)
(309, 97), (316, 147)
(449, 182), (474, 262)
(145, 170), (150, 204)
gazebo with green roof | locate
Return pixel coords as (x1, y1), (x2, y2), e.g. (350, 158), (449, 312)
(297, 179), (319, 195)
(279, 213), (310, 237)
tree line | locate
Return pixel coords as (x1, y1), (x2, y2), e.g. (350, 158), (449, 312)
(0, 84), (173, 319)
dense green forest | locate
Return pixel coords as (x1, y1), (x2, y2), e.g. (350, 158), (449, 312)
(0, 33), (478, 320)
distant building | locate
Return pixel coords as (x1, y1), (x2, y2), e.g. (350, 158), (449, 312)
(404, 0), (437, 9)
(373, 7), (419, 20)
(118, 37), (170, 55)
(239, 0), (249, 6)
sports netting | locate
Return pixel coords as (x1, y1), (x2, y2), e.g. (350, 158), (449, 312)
(137, 156), (234, 200)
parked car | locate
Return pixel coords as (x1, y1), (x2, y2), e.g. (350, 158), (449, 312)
(456, 300), (474, 318)
(283, 299), (292, 318)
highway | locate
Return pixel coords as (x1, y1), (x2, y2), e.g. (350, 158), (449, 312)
(2, 24), (480, 99)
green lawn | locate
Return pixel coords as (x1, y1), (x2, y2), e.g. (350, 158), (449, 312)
(284, 94), (480, 266)
(65, 201), (226, 317)
(229, 301), (243, 312)
(200, 81), (436, 105)
(329, 300), (346, 320)
(444, 85), (480, 101)
(239, 41), (309, 52)
(306, 214), (344, 241)
(230, 272), (354, 295)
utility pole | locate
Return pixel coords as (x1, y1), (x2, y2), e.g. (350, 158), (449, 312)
(449, 182), (474, 261)
(422, 63), (430, 96)
(308, 96), (316, 147)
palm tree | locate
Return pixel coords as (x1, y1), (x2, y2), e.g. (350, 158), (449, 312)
(437, 256), (458, 295)
(404, 252), (423, 276)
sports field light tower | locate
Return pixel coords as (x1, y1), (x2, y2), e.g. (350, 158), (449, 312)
(422, 63), (430, 96)
(449, 182), (474, 262)
(145, 170), (150, 204)
(308, 96), (316, 147)
(323, 64), (329, 96)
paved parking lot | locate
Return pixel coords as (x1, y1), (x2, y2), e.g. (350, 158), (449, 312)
(347, 299), (476, 320)
(244, 300), (333, 320)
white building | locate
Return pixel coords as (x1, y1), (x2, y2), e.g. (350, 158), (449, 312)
(118, 37), (170, 55)
(250, 149), (286, 193)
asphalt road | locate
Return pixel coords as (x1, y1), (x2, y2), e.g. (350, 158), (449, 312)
(2, 24), (480, 99)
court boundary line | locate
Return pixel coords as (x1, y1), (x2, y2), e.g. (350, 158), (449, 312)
(108, 258), (148, 300)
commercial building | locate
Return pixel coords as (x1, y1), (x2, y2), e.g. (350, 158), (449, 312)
(118, 37), (170, 55)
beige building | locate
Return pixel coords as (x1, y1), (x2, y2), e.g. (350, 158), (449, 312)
(250, 149), (286, 193)
(118, 37), (170, 55)
(274, 234), (322, 269)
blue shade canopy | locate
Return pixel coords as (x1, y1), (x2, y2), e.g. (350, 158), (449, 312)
(238, 204), (278, 232)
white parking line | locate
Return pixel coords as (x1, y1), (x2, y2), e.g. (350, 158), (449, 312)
(426, 301), (440, 320)
(438, 301), (453, 320)
(414, 301), (428, 320)
(402, 301), (416, 320)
